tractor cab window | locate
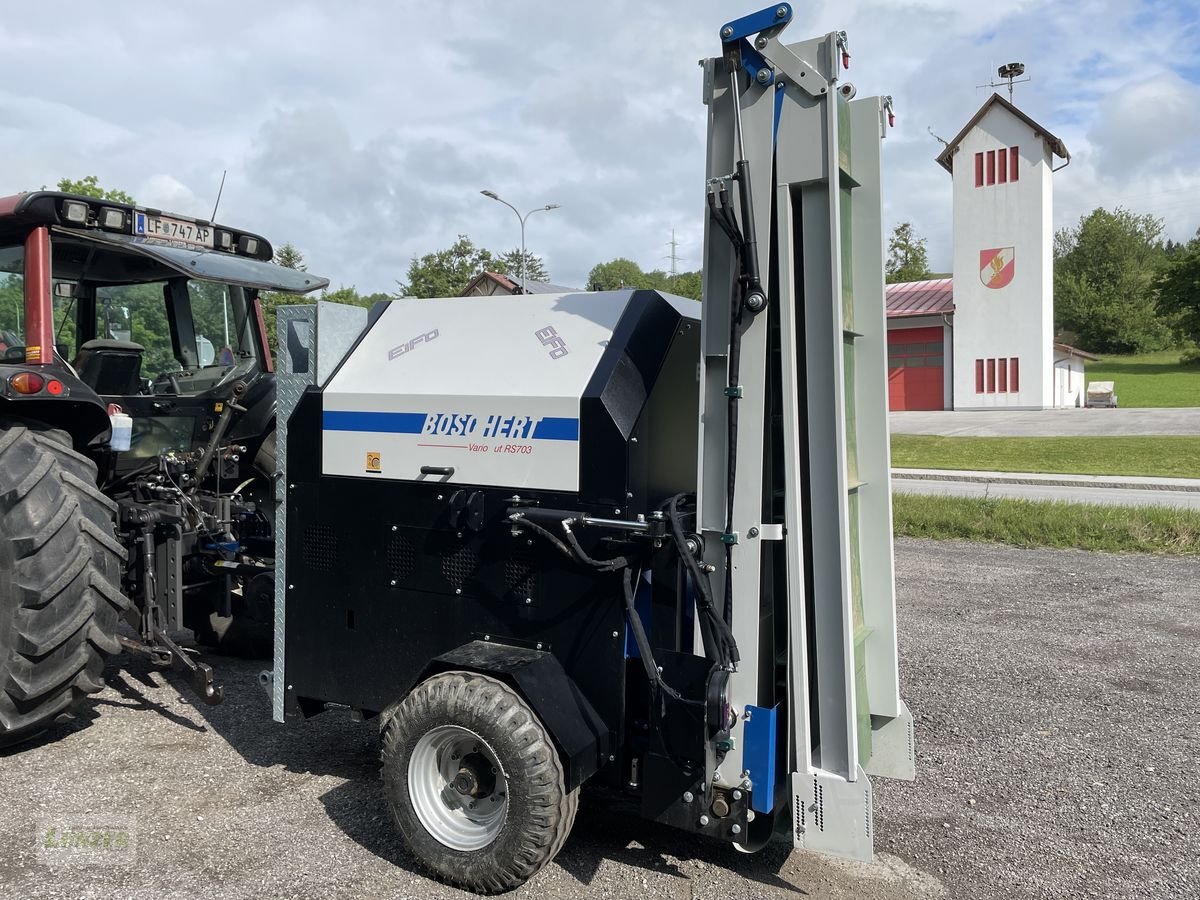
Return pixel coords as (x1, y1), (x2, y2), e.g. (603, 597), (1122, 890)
(0, 245), (24, 362)
(93, 281), (184, 387)
(184, 281), (259, 389)
(48, 233), (267, 398)
(90, 280), (260, 396)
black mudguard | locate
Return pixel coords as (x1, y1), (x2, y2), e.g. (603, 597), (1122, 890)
(420, 640), (611, 791)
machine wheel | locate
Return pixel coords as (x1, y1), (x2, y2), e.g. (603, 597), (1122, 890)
(0, 421), (130, 748)
(380, 671), (578, 893)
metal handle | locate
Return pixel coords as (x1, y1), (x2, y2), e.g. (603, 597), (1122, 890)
(420, 465), (455, 477)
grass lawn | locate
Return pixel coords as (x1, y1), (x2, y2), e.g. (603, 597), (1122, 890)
(891, 434), (1200, 479)
(1084, 350), (1200, 408)
(893, 493), (1200, 555)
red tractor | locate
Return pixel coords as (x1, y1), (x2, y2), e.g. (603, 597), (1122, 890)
(0, 191), (327, 747)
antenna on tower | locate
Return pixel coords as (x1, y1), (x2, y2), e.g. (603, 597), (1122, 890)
(977, 62), (1030, 103)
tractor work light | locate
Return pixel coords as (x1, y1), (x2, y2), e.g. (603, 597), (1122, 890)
(237, 235), (260, 256)
(62, 200), (88, 224)
(99, 207), (126, 231)
(216, 230), (233, 251)
(10, 372), (45, 394)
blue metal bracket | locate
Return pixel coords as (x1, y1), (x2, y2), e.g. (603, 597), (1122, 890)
(719, 4), (793, 43)
(743, 703), (779, 813)
(719, 6), (791, 88)
(738, 41), (775, 87)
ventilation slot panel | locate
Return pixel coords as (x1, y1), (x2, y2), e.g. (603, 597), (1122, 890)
(504, 554), (538, 600)
(387, 534), (416, 582)
(442, 545), (479, 592)
(302, 524), (339, 572)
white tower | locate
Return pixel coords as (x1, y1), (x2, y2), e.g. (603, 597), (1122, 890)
(937, 94), (1069, 409)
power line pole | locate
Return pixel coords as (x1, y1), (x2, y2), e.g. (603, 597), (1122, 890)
(665, 228), (681, 280)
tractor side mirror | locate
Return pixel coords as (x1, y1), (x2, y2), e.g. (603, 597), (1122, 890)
(53, 282), (78, 299)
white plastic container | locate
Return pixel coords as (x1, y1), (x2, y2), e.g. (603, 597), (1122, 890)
(109, 412), (133, 452)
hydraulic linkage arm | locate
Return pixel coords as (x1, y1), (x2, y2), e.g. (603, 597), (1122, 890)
(696, 4), (914, 862)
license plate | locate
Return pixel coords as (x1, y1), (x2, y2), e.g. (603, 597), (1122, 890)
(133, 212), (213, 249)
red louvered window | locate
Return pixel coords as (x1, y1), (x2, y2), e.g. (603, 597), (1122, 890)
(1010, 357), (1020, 392)
(997, 148), (1008, 184)
(986, 150), (996, 185)
(974, 152), (984, 187)
(975, 359), (985, 393)
(986, 358), (996, 392)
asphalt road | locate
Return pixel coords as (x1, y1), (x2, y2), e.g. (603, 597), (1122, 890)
(892, 477), (1200, 509)
(2, 539), (1197, 900)
(890, 408), (1200, 437)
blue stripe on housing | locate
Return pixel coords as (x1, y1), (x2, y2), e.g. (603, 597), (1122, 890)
(322, 411), (427, 434)
(532, 417), (579, 441)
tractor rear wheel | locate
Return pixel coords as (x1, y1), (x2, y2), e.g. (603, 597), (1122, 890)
(380, 671), (578, 893)
(0, 420), (130, 748)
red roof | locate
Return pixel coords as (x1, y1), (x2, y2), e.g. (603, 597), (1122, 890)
(886, 278), (954, 318)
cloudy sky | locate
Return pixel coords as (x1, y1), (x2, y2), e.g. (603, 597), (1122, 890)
(2, 1), (1198, 293)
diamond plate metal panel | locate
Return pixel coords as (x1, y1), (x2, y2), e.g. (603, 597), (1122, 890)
(271, 302), (368, 721)
(272, 304), (317, 722)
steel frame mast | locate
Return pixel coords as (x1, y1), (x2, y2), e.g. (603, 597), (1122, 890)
(696, 3), (914, 859)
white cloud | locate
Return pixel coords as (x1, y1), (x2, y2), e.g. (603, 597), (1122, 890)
(1, 1), (1198, 290)
(1087, 72), (1200, 177)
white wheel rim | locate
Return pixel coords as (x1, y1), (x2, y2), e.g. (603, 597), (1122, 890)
(408, 725), (509, 851)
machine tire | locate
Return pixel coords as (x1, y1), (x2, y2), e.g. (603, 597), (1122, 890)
(0, 421), (130, 748)
(380, 671), (578, 893)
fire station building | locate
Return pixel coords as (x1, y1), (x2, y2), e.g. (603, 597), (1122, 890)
(885, 94), (1082, 411)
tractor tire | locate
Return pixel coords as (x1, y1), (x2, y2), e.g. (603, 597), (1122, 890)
(0, 421), (130, 749)
(380, 671), (578, 893)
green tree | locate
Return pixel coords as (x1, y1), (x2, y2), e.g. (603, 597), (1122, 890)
(885, 222), (931, 284)
(274, 243), (306, 270)
(496, 249), (549, 284)
(1154, 243), (1200, 354)
(587, 257), (703, 299)
(259, 244), (323, 349)
(588, 258), (649, 290)
(394, 237), (553, 297)
(0, 271), (23, 350)
(55, 175), (135, 204)
(398, 235), (498, 298)
(668, 270), (703, 301)
(1054, 208), (1171, 353)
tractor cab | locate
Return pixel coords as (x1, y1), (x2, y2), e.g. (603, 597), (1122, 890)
(0, 192), (328, 477)
(0, 192), (329, 726)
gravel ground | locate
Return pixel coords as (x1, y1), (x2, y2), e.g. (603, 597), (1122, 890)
(1, 538), (1196, 900)
(875, 539), (1199, 900)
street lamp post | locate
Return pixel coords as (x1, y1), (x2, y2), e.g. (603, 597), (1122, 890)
(480, 191), (560, 293)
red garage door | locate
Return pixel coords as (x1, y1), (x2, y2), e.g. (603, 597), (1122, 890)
(888, 327), (944, 410)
